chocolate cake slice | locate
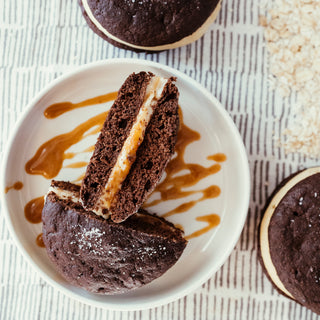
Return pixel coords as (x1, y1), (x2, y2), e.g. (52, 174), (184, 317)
(80, 72), (179, 223)
(42, 181), (187, 295)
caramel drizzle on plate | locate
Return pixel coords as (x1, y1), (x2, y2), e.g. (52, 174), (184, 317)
(162, 185), (221, 218)
(64, 145), (96, 161)
(64, 161), (88, 169)
(142, 112), (226, 238)
(24, 196), (44, 224)
(144, 120), (224, 210)
(44, 92), (117, 119)
(22, 92), (226, 244)
(185, 214), (221, 240)
(72, 173), (86, 185)
(4, 181), (23, 193)
(207, 153), (227, 162)
(36, 233), (45, 248)
(25, 112), (108, 179)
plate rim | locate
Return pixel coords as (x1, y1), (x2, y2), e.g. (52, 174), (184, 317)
(0, 58), (250, 310)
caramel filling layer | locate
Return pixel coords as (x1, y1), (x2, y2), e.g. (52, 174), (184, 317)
(47, 186), (80, 204)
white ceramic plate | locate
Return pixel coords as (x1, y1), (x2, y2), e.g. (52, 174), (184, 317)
(1, 59), (250, 310)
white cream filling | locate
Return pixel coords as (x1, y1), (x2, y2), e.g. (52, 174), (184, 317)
(82, 0), (222, 51)
(48, 186), (80, 204)
(260, 167), (320, 299)
(93, 76), (168, 218)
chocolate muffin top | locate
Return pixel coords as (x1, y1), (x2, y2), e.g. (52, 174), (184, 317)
(259, 167), (320, 315)
(42, 181), (187, 295)
(79, 0), (221, 50)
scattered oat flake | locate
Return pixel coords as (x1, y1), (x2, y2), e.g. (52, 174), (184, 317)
(262, 0), (320, 158)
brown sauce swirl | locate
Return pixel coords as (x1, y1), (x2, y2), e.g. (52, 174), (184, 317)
(83, 125), (103, 137)
(64, 161), (88, 169)
(162, 185), (221, 218)
(36, 233), (45, 247)
(72, 173), (86, 185)
(185, 214), (221, 240)
(207, 153), (227, 162)
(44, 91), (117, 119)
(143, 112), (226, 238)
(25, 112), (107, 179)
(63, 152), (76, 160)
(175, 224), (184, 231)
(144, 118), (224, 208)
(5, 181), (23, 193)
(83, 145), (95, 153)
(63, 145), (95, 161)
(24, 196), (44, 224)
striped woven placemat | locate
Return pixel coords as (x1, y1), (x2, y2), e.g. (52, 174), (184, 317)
(1, 0), (318, 319)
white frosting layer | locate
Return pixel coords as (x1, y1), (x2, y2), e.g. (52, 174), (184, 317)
(260, 167), (320, 299)
(93, 75), (168, 218)
(48, 186), (80, 204)
(82, 0), (221, 51)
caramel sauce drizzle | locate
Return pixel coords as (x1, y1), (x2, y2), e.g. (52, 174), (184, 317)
(64, 152), (76, 160)
(64, 145), (96, 161)
(175, 224), (184, 231)
(142, 112), (226, 239)
(36, 233), (45, 247)
(64, 161), (88, 169)
(144, 118), (224, 211)
(72, 173), (86, 185)
(185, 214), (220, 240)
(25, 112), (108, 179)
(83, 124), (104, 138)
(44, 91), (117, 119)
(162, 185), (221, 218)
(207, 153), (227, 162)
(83, 145), (95, 153)
(5, 181), (23, 193)
(24, 196), (44, 224)
(23, 92), (227, 242)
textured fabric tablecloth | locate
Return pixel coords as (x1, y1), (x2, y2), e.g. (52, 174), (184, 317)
(1, 0), (320, 319)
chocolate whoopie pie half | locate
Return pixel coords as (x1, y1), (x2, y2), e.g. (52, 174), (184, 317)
(80, 71), (179, 223)
(78, 0), (222, 51)
(42, 181), (187, 295)
(259, 167), (320, 315)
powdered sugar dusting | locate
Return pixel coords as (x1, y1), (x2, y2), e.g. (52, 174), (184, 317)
(136, 244), (168, 259)
(73, 226), (106, 255)
(262, 0), (320, 158)
(70, 226), (169, 259)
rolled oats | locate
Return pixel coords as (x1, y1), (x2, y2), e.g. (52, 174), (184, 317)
(262, 0), (320, 158)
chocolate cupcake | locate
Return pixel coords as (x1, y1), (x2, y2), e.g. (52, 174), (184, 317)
(78, 0), (222, 51)
(42, 181), (187, 295)
(259, 167), (320, 315)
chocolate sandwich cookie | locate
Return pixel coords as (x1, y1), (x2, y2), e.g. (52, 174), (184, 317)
(80, 71), (179, 223)
(259, 167), (320, 315)
(78, 0), (222, 51)
(42, 181), (187, 295)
